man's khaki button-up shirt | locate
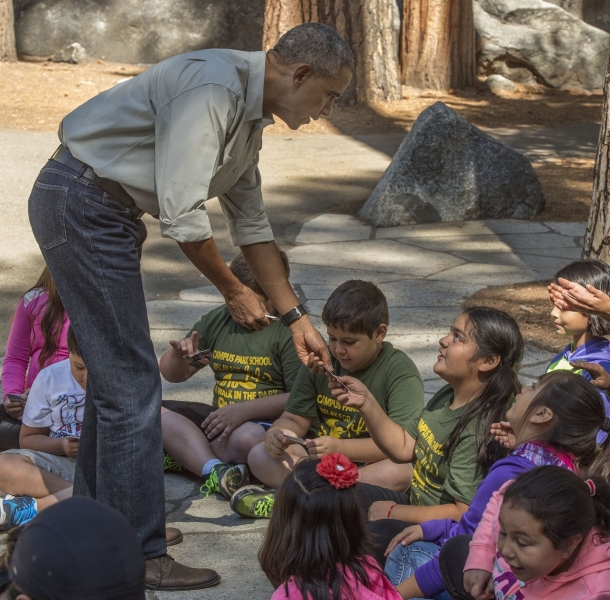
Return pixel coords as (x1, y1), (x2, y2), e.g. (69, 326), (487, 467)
(59, 49), (274, 245)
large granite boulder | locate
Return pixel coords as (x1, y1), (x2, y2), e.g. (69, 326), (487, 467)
(474, 0), (610, 90)
(359, 102), (545, 227)
(545, 0), (610, 33)
(13, 0), (264, 64)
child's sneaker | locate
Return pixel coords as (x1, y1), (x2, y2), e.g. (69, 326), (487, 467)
(230, 485), (275, 518)
(200, 463), (250, 499)
(163, 453), (184, 472)
(0, 495), (38, 531)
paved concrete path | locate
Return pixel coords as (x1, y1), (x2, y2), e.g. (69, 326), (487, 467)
(0, 123), (592, 599)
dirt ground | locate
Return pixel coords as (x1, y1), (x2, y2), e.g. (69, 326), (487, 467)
(1, 59), (599, 351)
(464, 281), (567, 353)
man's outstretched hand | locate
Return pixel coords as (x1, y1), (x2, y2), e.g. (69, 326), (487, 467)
(290, 317), (332, 371)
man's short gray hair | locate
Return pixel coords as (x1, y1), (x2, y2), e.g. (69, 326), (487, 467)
(272, 23), (354, 79)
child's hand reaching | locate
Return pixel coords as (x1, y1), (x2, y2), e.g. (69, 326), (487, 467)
(328, 376), (370, 410)
(464, 569), (494, 600)
(306, 436), (338, 459)
(491, 421), (517, 449)
(168, 331), (209, 366)
(570, 361), (610, 390)
(385, 524), (423, 556)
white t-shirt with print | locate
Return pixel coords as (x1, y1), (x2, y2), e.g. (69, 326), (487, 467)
(23, 359), (85, 438)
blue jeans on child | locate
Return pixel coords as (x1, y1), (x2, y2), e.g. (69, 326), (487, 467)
(28, 157), (166, 559)
(385, 541), (452, 600)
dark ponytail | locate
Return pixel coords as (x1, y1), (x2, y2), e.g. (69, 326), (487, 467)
(519, 371), (610, 477)
(504, 466), (610, 550)
(27, 266), (67, 369)
(3, 526), (36, 600)
(443, 307), (523, 473)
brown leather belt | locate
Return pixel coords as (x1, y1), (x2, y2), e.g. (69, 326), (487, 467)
(51, 145), (145, 219)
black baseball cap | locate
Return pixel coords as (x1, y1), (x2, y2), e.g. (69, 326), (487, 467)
(8, 496), (145, 600)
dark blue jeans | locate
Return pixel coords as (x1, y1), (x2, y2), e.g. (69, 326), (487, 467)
(28, 159), (166, 559)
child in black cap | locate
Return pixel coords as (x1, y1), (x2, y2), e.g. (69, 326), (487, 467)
(0, 496), (145, 600)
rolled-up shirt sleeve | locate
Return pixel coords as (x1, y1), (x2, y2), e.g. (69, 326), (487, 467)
(154, 84), (238, 243)
(218, 156), (274, 247)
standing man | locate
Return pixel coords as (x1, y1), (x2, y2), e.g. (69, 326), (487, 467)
(28, 24), (353, 591)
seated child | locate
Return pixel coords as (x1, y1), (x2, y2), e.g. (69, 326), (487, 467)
(160, 252), (302, 498)
(0, 496), (145, 600)
(233, 280), (424, 518)
(328, 307), (523, 555)
(1, 265), (69, 451)
(0, 326), (83, 531)
(462, 466), (610, 600)
(260, 454), (402, 600)
(384, 370), (610, 599)
(547, 259), (610, 442)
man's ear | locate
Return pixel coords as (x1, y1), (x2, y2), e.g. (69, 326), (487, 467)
(293, 64), (313, 87)
(374, 324), (388, 344)
(478, 355), (501, 373)
(530, 406), (554, 425)
(16, 595), (33, 600)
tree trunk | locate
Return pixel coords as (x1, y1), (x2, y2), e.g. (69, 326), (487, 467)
(582, 48), (610, 261)
(262, 0), (401, 105)
(0, 0), (17, 62)
(401, 0), (475, 90)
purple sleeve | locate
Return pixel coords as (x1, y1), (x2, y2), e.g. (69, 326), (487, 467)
(1, 298), (32, 401)
(420, 519), (457, 544)
(414, 458), (532, 598)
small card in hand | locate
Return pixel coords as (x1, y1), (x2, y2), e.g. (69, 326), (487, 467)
(183, 349), (213, 365)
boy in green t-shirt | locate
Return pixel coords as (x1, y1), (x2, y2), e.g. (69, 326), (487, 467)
(159, 252), (302, 499)
(231, 280), (424, 518)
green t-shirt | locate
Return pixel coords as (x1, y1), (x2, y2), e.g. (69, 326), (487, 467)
(406, 384), (481, 507)
(285, 341), (424, 439)
(189, 305), (302, 409)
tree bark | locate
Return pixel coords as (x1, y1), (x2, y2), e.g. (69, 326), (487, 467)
(401, 0), (475, 90)
(582, 47), (610, 261)
(0, 0), (17, 62)
(262, 0), (401, 105)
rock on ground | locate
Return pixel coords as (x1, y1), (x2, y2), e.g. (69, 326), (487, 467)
(474, 0), (610, 90)
(359, 102), (545, 227)
(49, 43), (91, 64)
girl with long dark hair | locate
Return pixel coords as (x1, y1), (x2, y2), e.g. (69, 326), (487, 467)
(1, 266), (69, 448)
(331, 307), (523, 556)
(260, 454), (401, 600)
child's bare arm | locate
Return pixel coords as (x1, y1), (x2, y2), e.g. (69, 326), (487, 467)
(330, 377), (417, 462)
(307, 436), (386, 463)
(368, 499), (469, 524)
(19, 424), (77, 457)
(159, 331), (208, 383)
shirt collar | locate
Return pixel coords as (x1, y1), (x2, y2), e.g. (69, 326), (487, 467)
(244, 51), (267, 122)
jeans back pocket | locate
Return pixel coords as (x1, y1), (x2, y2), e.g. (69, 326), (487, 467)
(28, 182), (69, 250)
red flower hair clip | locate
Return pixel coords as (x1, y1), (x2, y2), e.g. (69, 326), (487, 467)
(316, 453), (359, 489)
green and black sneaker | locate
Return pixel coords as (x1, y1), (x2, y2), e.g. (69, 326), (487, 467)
(230, 485), (275, 519)
(200, 463), (251, 499)
(163, 453), (184, 472)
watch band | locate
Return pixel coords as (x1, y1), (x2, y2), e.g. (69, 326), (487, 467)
(280, 304), (308, 327)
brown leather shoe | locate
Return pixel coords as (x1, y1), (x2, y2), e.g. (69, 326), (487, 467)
(166, 526), (183, 547)
(145, 554), (220, 591)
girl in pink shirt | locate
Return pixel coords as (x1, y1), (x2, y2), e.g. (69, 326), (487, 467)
(259, 453), (401, 600)
(464, 466), (610, 600)
(2, 267), (69, 425)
